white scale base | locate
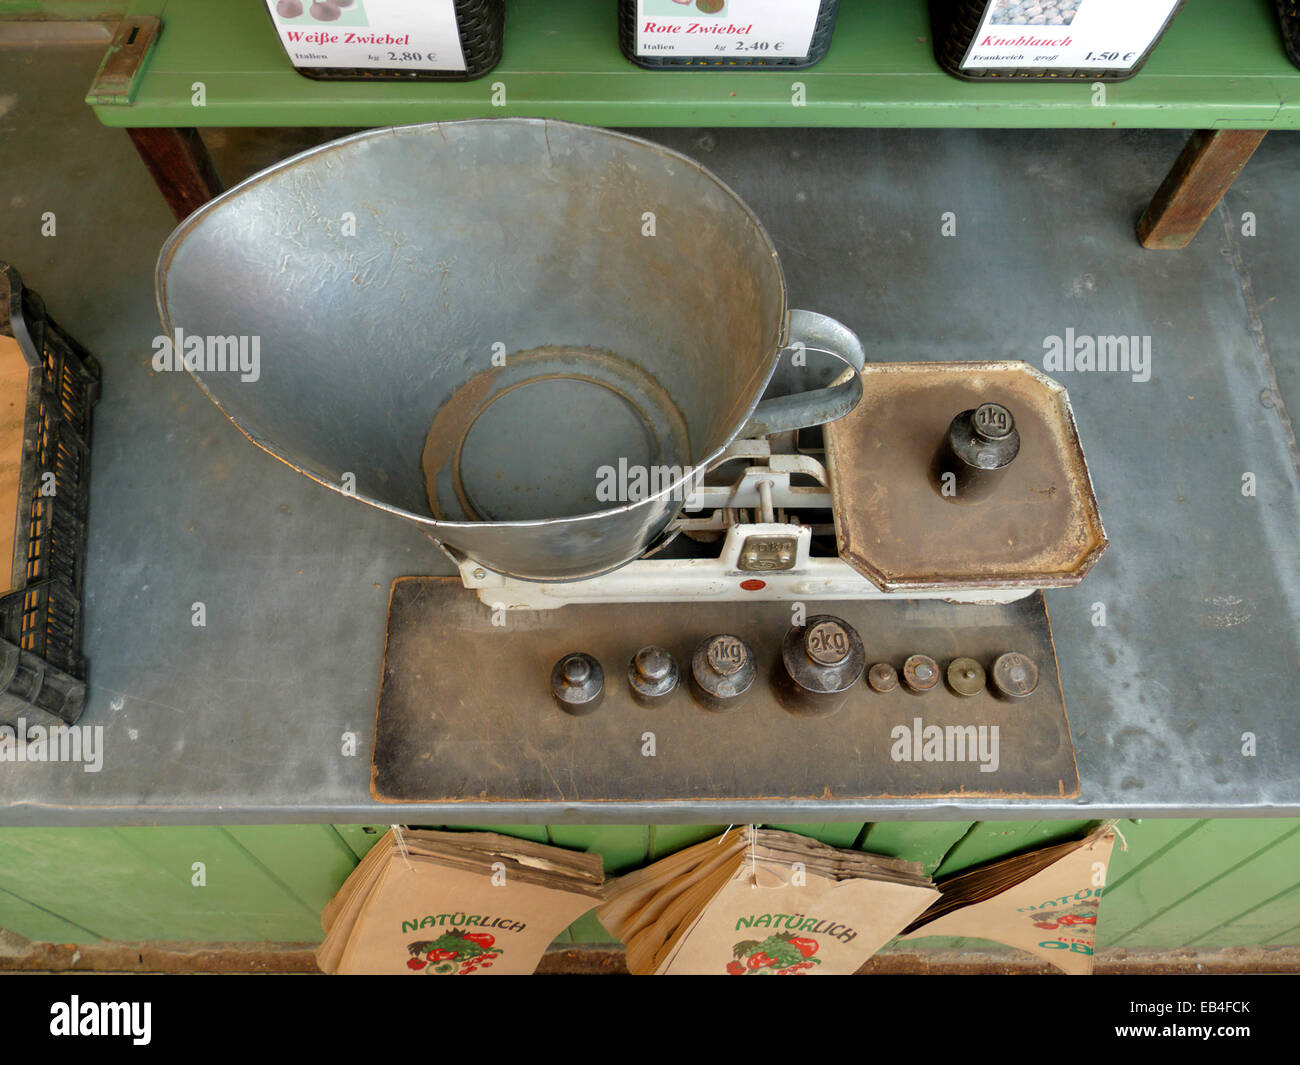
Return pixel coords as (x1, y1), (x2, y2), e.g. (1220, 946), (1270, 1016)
(450, 440), (1036, 611)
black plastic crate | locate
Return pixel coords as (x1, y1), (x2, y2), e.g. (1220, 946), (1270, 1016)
(619, 0), (842, 70)
(1278, 1), (1300, 70)
(265, 0), (504, 81)
(0, 263), (99, 727)
(931, 0), (1183, 82)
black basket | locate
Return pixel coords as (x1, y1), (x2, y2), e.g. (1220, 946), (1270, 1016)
(269, 0), (504, 81)
(931, 0), (1183, 82)
(1277, 1), (1300, 70)
(619, 0), (842, 70)
(0, 264), (100, 727)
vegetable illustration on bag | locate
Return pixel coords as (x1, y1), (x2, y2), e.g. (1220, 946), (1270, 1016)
(727, 931), (821, 974)
(1028, 898), (1100, 931)
(405, 930), (502, 974)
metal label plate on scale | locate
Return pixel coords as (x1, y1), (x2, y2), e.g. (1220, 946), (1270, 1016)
(371, 579), (1080, 804)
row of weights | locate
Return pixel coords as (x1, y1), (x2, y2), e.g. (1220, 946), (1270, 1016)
(549, 614), (1039, 717)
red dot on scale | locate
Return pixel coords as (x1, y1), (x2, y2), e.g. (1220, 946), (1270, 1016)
(740, 579), (766, 591)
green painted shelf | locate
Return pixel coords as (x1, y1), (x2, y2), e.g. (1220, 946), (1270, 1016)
(88, 0), (1300, 129)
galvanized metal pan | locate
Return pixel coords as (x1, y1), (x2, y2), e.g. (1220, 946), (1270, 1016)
(156, 119), (864, 580)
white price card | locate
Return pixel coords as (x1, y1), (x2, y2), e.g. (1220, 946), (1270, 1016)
(961, 0), (1180, 71)
(634, 0), (821, 60)
(265, 0), (467, 73)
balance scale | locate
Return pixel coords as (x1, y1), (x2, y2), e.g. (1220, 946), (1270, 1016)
(371, 361), (1107, 805)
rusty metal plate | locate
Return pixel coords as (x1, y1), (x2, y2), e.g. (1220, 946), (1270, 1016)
(371, 579), (1079, 804)
(87, 16), (162, 105)
(823, 361), (1107, 592)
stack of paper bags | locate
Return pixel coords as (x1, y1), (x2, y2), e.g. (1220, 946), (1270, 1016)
(598, 826), (939, 975)
(903, 828), (1115, 974)
(317, 828), (605, 974)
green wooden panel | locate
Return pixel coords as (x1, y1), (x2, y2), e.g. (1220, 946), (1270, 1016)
(858, 821), (974, 875)
(0, 828), (262, 941)
(331, 824), (387, 861)
(1086, 817), (1201, 950)
(3, 820), (1299, 949)
(933, 820), (1096, 878)
(1264, 914), (1300, 946)
(1104, 820), (1300, 948)
(0, 883), (99, 944)
(1102, 820), (1261, 943)
(1192, 883), (1300, 947)
(112, 827), (326, 941)
(224, 825), (359, 915)
(1099, 819), (1201, 889)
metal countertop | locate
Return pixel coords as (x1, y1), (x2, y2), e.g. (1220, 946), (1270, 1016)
(2, 124), (1297, 825)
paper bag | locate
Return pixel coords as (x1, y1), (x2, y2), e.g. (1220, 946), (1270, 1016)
(904, 831), (1115, 974)
(329, 855), (598, 975)
(662, 858), (939, 975)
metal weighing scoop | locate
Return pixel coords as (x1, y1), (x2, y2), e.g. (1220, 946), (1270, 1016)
(157, 119), (865, 580)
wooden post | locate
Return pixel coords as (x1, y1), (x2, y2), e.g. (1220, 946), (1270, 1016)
(1138, 129), (1267, 250)
(126, 127), (225, 222)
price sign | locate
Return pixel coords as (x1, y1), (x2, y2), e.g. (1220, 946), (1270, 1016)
(634, 0), (821, 60)
(960, 0), (1180, 72)
(264, 0), (467, 73)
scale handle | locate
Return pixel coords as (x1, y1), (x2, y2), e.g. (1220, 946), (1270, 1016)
(740, 310), (867, 438)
